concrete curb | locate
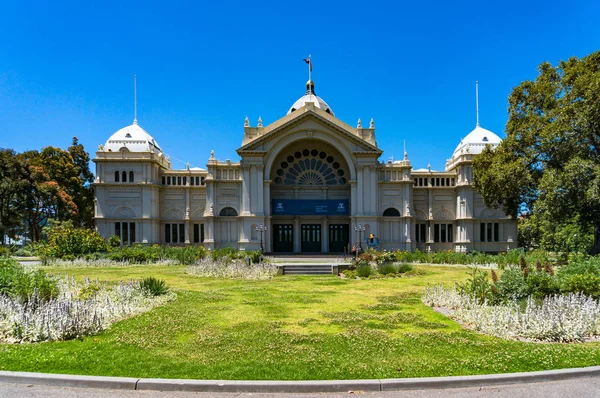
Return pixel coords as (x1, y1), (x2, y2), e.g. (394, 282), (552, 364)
(0, 371), (137, 390)
(1, 366), (599, 392)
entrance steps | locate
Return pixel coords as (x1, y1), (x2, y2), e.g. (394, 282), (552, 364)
(278, 263), (334, 275)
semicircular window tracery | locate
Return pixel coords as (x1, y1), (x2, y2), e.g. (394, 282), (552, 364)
(274, 148), (347, 186)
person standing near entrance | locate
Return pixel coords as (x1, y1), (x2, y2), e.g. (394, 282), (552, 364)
(369, 233), (374, 243)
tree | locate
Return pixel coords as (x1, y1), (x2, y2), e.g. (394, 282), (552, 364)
(0, 149), (28, 244)
(474, 50), (600, 253)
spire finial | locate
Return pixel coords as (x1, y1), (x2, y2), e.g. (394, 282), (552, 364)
(404, 139), (408, 160)
(257, 116), (263, 127)
(369, 118), (374, 129)
(244, 116), (249, 127)
(357, 118), (362, 128)
(475, 80), (480, 127)
(133, 74), (138, 124)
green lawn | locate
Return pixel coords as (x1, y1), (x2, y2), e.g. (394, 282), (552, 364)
(1, 265), (599, 380)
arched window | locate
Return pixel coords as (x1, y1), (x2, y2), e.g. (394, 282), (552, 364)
(122, 171), (127, 182)
(129, 171), (134, 183)
(114, 171), (120, 182)
(383, 208), (400, 217)
(219, 207), (238, 217)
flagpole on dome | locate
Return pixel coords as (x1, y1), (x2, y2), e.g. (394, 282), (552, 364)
(475, 80), (480, 127)
(133, 74), (138, 125)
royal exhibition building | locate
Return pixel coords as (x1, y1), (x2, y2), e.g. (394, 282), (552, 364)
(93, 79), (518, 254)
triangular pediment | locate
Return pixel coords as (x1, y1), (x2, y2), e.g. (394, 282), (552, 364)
(237, 104), (382, 155)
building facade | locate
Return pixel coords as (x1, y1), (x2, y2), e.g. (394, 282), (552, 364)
(93, 80), (518, 253)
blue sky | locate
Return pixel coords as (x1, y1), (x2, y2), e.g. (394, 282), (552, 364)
(1, 0), (598, 171)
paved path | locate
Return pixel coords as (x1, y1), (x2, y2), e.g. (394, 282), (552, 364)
(1, 377), (599, 398)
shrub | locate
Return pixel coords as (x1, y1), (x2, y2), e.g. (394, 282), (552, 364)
(525, 270), (559, 299)
(356, 263), (376, 278)
(140, 277), (170, 296)
(210, 247), (240, 262)
(246, 250), (263, 264)
(397, 263), (414, 273)
(378, 262), (399, 275)
(0, 258), (58, 303)
(494, 265), (527, 302)
(108, 235), (121, 248)
(341, 269), (357, 279)
(457, 267), (494, 304)
(42, 222), (108, 259)
(560, 274), (600, 299)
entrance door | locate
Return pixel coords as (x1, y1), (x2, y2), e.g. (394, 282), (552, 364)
(301, 224), (321, 252)
(273, 224), (293, 252)
(329, 224), (349, 253)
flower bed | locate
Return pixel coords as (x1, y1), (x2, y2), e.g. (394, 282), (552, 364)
(422, 284), (600, 342)
(186, 258), (278, 280)
(0, 276), (176, 343)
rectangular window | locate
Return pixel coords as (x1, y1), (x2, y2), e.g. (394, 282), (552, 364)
(480, 223), (486, 242)
(448, 224), (453, 243)
(200, 176), (204, 185)
(201, 223), (205, 242)
(451, 178), (455, 186)
(194, 223), (200, 243)
(494, 223), (499, 242)
(167, 176), (171, 185)
(487, 223), (493, 242)
(434, 224), (440, 243)
(179, 223), (185, 243)
(190, 177), (195, 186)
(122, 222), (128, 245)
(172, 224), (178, 243)
(183, 177), (187, 186)
(115, 222), (121, 244)
(441, 224), (447, 242)
(177, 176), (182, 185)
(420, 223), (426, 243)
(129, 222), (135, 244)
(415, 224), (420, 243)
(162, 176), (166, 185)
(165, 224), (171, 243)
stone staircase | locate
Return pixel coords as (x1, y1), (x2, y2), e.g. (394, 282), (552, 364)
(278, 263), (334, 275)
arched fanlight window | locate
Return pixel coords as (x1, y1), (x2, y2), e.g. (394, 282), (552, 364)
(114, 171), (120, 182)
(122, 171), (127, 182)
(382, 208), (400, 217)
(129, 171), (134, 183)
(219, 207), (238, 217)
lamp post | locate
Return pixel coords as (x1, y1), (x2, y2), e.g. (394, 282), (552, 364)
(256, 224), (267, 252)
(354, 224), (366, 253)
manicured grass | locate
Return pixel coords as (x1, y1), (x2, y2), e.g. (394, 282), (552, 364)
(1, 265), (599, 380)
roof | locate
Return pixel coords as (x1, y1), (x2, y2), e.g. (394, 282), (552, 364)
(452, 125), (501, 157)
(104, 122), (163, 153)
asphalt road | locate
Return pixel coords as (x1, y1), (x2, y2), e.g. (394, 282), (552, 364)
(1, 378), (599, 398)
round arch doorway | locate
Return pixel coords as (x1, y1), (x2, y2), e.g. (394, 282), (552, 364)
(269, 140), (351, 253)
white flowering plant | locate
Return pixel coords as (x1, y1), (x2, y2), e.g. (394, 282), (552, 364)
(423, 284), (600, 342)
(0, 276), (176, 343)
(186, 258), (278, 280)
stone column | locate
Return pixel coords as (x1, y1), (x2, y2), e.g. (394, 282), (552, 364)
(321, 217), (329, 252)
(294, 217), (301, 253)
(357, 166), (364, 215)
(264, 181), (271, 216)
(257, 166), (264, 216)
(242, 165), (251, 215)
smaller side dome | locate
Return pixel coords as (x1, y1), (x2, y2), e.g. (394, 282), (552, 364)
(103, 122), (163, 153)
(452, 126), (501, 157)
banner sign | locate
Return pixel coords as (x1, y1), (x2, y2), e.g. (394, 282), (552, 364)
(272, 199), (349, 216)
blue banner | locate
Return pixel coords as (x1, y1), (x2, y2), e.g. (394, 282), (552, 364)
(272, 199), (349, 216)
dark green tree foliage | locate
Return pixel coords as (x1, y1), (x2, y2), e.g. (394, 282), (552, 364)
(0, 149), (28, 243)
(0, 138), (94, 242)
(474, 51), (600, 253)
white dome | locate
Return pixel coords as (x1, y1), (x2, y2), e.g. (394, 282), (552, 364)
(287, 80), (334, 116)
(452, 125), (501, 157)
(104, 122), (163, 153)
